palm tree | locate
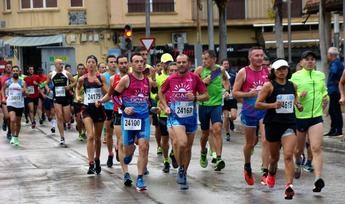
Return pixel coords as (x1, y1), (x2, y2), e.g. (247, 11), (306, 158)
(215, 0), (228, 62)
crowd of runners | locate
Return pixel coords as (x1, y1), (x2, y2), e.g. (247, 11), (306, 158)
(0, 46), (333, 199)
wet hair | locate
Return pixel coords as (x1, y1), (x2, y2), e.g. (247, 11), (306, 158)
(130, 52), (143, 62)
(116, 55), (128, 63)
(86, 55), (98, 65)
(203, 50), (217, 59)
(106, 55), (116, 63)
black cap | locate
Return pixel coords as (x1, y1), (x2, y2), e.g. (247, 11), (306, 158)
(301, 50), (317, 59)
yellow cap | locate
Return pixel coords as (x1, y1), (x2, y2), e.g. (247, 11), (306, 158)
(160, 53), (174, 63)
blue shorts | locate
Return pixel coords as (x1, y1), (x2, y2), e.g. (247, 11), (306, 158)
(296, 116), (323, 132)
(198, 105), (223, 130)
(121, 117), (150, 146)
(167, 115), (197, 134)
(240, 114), (265, 128)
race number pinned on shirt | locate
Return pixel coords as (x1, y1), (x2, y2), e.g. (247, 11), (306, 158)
(84, 88), (102, 104)
(8, 91), (22, 103)
(276, 94), (294, 114)
(55, 86), (66, 97)
(27, 86), (35, 94)
(175, 101), (194, 118)
(123, 118), (142, 130)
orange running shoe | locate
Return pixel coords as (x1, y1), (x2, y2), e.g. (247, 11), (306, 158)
(266, 174), (276, 188)
(244, 168), (255, 185)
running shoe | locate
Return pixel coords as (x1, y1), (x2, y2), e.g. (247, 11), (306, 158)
(144, 167), (149, 176)
(180, 173), (189, 190)
(214, 159), (225, 171)
(136, 177), (147, 191)
(13, 137), (19, 146)
(41, 114), (46, 121)
(176, 167), (184, 184)
(6, 133), (12, 142)
(51, 127), (55, 133)
(25, 119), (29, 124)
(87, 163), (95, 174)
(2, 122), (6, 131)
(266, 174), (275, 188)
(226, 133), (231, 142)
(211, 152), (217, 164)
(107, 155), (114, 168)
(260, 175), (268, 185)
(303, 161), (314, 173)
(200, 149), (208, 168)
(230, 120), (235, 131)
(157, 147), (163, 155)
(39, 118), (44, 125)
(31, 121), (36, 129)
(123, 173), (132, 187)
(170, 151), (178, 169)
(162, 161), (170, 173)
(285, 184), (294, 200)
(244, 168), (254, 185)
(67, 122), (71, 130)
(294, 162), (302, 179)
(313, 178), (325, 193)
(300, 153), (306, 165)
(81, 133), (87, 140)
(94, 159), (101, 174)
(78, 133), (85, 141)
(10, 136), (15, 145)
(60, 137), (65, 146)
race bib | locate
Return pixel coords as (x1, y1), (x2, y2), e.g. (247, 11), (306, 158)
(118, 107), (123, 114)
(84, 88), (102, 104)
(55, 86), (66, 97)
(123, 118), (142, 130)
(8, 92), (22, 103)
(276, 94), (294, 114)
(175, 101), (194, 118)
(27, 86), (35, 94)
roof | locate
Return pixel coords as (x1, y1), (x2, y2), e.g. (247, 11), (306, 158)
(304, 0), (343, 14)
(5, 34), (64, 47)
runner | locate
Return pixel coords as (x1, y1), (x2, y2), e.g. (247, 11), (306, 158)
(71, 63), (87, 141)
(76, 55), (107, 175)
(221, 59), (238, 141)
(156, 61), (179, 173)
(39, 79), (56, 133)
(110, 53), (154, 191)
(232, 47), (270, 185)
(24, 66), (40, 129)
(103, 55), (116, 167)
(195, 50), (229, 171)
(97, 54), (132, 186)
(1, 62), (12, 140)
(159, 54), (209, 189)
(255, 59), (303, 199)
(46, 59), (75, 146)
(290, 50), (328, 193)
(97, 62), (107, 74)
(1, 66), (26, 146)
(37, 68), (47, 124)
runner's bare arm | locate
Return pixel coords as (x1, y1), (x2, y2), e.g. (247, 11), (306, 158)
(158, 88), (170, 114)
(195, 91), (209, 102)
(255, 82), (277, 110)
(293, 83), (303, 112)
(66, 72), (76, 90)
(100, 75), (107, 94)
(339, 70), (345, 105)
(114, 75), (129, 93)
(1, 82), (6, 103)
(75, 76), (84, 103)
(233, 68), (257, 99)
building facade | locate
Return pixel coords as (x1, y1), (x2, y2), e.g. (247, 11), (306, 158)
(0, 0), (337, 73)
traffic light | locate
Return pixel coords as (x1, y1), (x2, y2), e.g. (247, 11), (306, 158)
(124, 24), (132, 51)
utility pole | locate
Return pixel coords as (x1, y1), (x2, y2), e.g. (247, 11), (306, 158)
(145, 0), (151, 65)
(207, 0), (214, 50)
(334, 13), (340, 49)
(195, 0), (203, 67)
(287, 0), (292, 63)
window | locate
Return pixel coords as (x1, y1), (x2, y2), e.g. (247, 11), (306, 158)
(20, 0), (57, 9)
(71, 0), (83, 7)
(4, 0), (11, 10)
(128, 0), (175, 13)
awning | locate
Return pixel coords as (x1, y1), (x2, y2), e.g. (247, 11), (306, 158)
(304, 0), (343, 14)
(5, 34), (64, 47)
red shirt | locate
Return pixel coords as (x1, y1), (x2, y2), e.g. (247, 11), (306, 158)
(112, 74), (122, 112)
(37, 74), (47, 83)
(0, 74), (10, 101)
(24, 74), (40, 98)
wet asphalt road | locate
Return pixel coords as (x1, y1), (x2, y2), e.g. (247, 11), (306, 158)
(0, 121), (344, 204)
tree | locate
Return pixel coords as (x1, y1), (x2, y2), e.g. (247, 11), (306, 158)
(273, 0), (284, 58)
(215, 0), (228, 62)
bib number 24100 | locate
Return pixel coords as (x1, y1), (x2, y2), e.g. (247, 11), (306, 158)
(123, 118), (142, 130)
